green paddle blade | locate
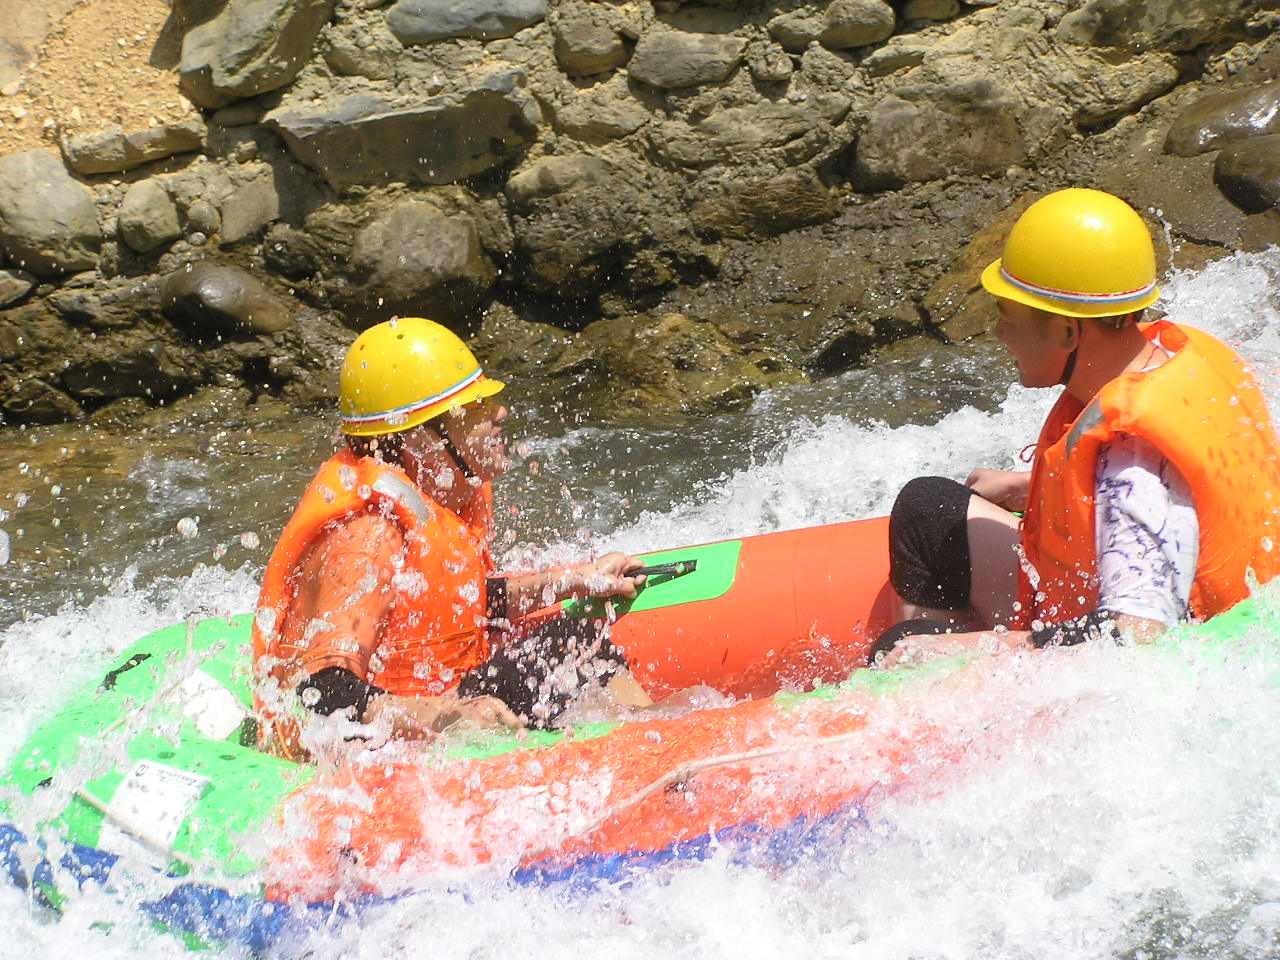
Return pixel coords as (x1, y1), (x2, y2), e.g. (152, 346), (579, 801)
(562, 539), (742, 619)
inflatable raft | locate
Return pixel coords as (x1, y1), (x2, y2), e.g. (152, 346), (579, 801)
(1, 516), (1270, 950)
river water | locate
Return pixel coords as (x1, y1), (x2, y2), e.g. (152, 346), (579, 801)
(2, 248), (1279, 957)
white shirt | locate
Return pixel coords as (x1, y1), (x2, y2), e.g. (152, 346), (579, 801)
(1093, 434), (1199, 626)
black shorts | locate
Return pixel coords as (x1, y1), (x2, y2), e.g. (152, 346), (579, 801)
(888, 475), (974, 611)
(457, 614), (628, 728)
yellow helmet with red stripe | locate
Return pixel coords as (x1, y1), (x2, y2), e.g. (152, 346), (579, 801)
(339, 317), (504, 437)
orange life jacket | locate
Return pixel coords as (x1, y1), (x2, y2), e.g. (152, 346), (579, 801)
(1019, 319), (1280, 628)
(252, 448), (493, 756)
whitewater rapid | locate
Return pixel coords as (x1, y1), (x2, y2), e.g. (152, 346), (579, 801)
(2, 248), (1279, 958)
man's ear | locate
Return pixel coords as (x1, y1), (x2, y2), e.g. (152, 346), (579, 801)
(1058, 317), (1080, 351)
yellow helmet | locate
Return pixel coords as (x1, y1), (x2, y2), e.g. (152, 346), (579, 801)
(339, 316), (505, 437)
(981, 188), (1160, 319)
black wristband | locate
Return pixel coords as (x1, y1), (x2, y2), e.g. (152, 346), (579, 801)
(485, 576), (509, 622)
(297, 666), (386, 720)
(1030, 610), (1121, 649)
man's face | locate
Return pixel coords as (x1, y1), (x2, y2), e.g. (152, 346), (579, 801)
(447, 397), (509, 481)
(992, 299), (1076, 388)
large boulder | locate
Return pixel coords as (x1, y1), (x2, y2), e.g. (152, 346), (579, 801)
(386, 0), (546, 44)
(347, 201), (497, 324)
(1058, 0), (1259, 52)
(117, 180), (182, 253)
(1215, 135), (1280, 214)
(218, 171), (281, 245)
(0, 150), (101, 277)
(1165, 81), (1280, 157)
(265, 71), (541, 191)
(60, 120), (207, 176)
(627, 31), (746, 90)
(160, 262), (295, 338)
(820, 0), (895, 50)
(767, 10), (823, 53)
(179, 0), (337, 109)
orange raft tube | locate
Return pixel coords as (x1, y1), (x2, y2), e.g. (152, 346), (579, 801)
(268, 517), (917, 900)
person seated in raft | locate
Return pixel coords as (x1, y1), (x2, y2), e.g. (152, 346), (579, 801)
(874, 188), (1280, 667)
(251, 316), (658, 760)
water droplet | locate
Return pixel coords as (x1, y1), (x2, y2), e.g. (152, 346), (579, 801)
(240, 531), (260, 549)
(177, 516), (199, 539)
(0, 529), (10, 566)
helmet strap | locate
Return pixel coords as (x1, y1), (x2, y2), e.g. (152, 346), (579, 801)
(428, 419), (478, 481)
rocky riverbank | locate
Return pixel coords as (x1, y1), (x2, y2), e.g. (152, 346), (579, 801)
(1, 0), (1278, 429)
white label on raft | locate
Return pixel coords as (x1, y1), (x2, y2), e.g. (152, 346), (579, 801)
(176, 669), (247, 741)
(98, 761), (209, 867)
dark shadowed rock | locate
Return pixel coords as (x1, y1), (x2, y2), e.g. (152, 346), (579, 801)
(347, 200), (496, 324)
(0, 269), (35, 308)
(1165, 81), (1280, 157)
(118, 180), (182, 253)
(265, 71), (541, 190)
(1215, 135), (1280, 214)
(0, 150), (101, 277)
(46, 276), (164, 330)
(161, 262), (295, 337)
(1, 377), (84, 424)
(386, 0), (547, 44)
(628, 31), (746, 90)
(61, 119), (207, 175)
(821, 0), (895, 50)
(903, 0), (959, 21)
(60, 342), (202, 402)
(180, 0), (337, 109)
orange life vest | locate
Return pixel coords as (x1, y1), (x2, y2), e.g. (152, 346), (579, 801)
(1019, 319), (1280, 628)
(252, 448), (493, 756)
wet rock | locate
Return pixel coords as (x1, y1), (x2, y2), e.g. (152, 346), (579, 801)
(347, 200), (496, 323)
(627, 31), (746, 90)
(0, 269), (35, 308)
(161, 262), (295, 338)
(218, 171), (280, 244)
(118, 180), (182, 253)
(262, 309), (354, 405)
(1, 377), (84, 425)
(855, 89), (1025, 188)
(550, 0), (629, 76)
(548, 312), (801, 423)
(505, 155), (613, 208)
(61, 341), (202, 402)
(186, 199), (222, 236)
(468, 302), (571, 380)
(820, 0), (895, 51)
(1215, 135), (1280, 214)
(923, 192), (1038, 342)
(61, 119), (207, 175)
(46, 276), (164, 330)
(691, 169), (840, 240)
(1058, 0), (1258, 52)
(386, 0), (546, 44)
(180, 0), (337, 109)
(768, 10), (823, 53)
(903, 0), (959, 21)
(265, 71), (541, 190)
(1165, 80), (1280, 157)
(0, 150), (101, 277)
(550, 78), (650, 142)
